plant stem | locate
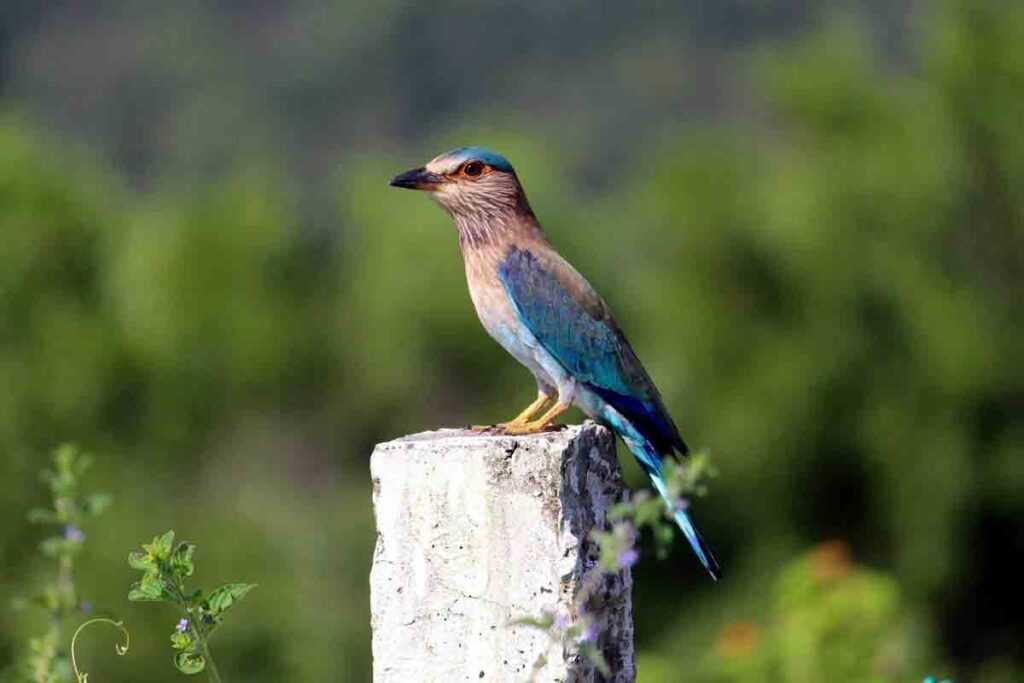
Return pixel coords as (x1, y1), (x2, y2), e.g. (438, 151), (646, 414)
(178, 585), (223, 683)
(198, 633), (223, 683)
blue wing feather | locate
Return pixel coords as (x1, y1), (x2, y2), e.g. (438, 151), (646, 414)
(498, 246), (686, 456)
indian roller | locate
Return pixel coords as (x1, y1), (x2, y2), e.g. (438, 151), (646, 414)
(390, 147), (721, 580)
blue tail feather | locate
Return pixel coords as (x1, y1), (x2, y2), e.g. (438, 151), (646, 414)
(650, 476), (722, 580)
(602, 407), (722, 580)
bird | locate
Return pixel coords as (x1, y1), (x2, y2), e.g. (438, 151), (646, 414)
(390, 146), (721, 580)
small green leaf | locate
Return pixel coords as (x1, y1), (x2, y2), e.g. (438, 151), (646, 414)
(39, 537), (64, 558)
(204, 583), (256, 616)
(634, 498), (665, 528)
(128, 551), (156, 571)
(170, 630), (192, 650)
(27, 507), (58, 524)
(86, 492), (112, 516)
(128, 573), (170, 602)
(607, 502), (634, 521)
(174, 650), (205, 675)
(128, 583), (160, 602)
(143, 530), (175, 560)
(654, 522), (674, 559)
(141, 571), (163, 590)
(54, 443), (79, 471)
(39, 587), (59, 610)
(509, 613), (555, 630)
(170, 542), (196, 578)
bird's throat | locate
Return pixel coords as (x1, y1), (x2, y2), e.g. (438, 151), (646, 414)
(455, 211), (543, 251)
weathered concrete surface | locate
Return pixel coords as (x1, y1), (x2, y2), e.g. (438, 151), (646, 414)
(370, 423), (634, 682)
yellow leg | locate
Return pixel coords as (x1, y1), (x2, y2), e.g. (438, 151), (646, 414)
(505, 393), (551, 426)
(502, 401), (571, 435)
(470, 393), (551, 433)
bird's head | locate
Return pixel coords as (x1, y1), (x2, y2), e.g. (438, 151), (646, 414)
(389, 147), (528, 218)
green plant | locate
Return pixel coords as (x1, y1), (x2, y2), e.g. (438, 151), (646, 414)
(20, 445), (111, 682)
(127, 531), (256, 681)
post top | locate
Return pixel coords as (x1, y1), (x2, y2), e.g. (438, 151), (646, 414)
(377, 423), (605, 449)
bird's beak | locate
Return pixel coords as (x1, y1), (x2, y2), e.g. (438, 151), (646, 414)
(389, 167), (443, 191)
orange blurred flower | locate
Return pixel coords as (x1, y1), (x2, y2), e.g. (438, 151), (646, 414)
(716, 621), (759, 659)
(810, 540), (851, 583)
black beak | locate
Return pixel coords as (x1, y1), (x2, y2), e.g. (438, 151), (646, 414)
(389, 167), (442, 191)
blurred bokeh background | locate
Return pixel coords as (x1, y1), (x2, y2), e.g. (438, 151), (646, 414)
(0, 1), (1021, 681)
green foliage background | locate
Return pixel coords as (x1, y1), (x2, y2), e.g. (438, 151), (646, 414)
(0, 1), (1021, 681)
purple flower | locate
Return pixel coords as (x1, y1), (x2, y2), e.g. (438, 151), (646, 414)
(80, 601), (94, 614)
(176, 618), (189, 633)
(580, 623), (598, 644)
(553, 610), (571, 631)
(64, 525), (86, 543)
(618, 546), (640, 569)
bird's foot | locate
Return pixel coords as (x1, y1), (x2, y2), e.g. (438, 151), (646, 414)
(467, 393), (553, 434)
(500, 421), (566, 436)
(468, 399), (569, 435)
(497, 401), (572, 435)
(467, 420), (533, 434)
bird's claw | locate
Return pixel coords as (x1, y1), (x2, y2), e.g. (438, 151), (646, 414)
(468, 424), (500, 434)
(498, 422), (566, 436)
(466, 422), (566, 435)
(468, 422), (524, 434)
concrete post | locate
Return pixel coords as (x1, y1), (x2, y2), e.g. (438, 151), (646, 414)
(370, 423), (635, 682)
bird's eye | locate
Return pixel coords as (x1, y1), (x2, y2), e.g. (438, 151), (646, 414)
(462, 161), (485, 177)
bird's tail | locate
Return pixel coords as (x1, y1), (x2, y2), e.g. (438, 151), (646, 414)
(605, 410), (722, 580)
(649, 474), (721, 580)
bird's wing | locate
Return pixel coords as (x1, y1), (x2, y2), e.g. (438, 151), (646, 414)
(498, 245), (687, 456)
